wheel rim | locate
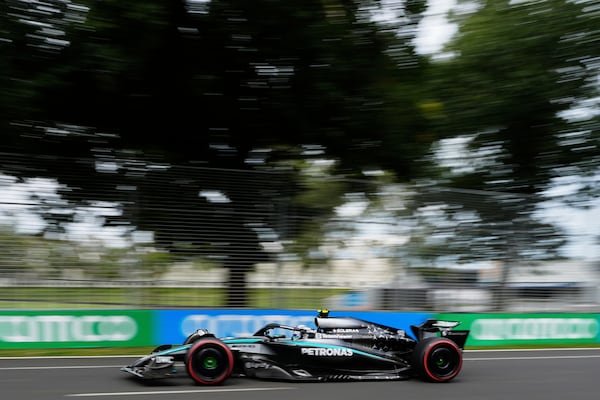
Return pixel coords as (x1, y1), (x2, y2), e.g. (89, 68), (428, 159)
(190, 347), (228, 380)
(427, 346), (459, 377)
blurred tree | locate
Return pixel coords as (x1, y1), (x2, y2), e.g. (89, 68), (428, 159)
(0, 227), (28, 277)
(416, 0), (600, 260)
(425, 0), (600, 194)
(0, 0), (429, 306)
(414, 0), (600, 307)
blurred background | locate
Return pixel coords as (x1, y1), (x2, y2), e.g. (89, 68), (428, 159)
(1, 0), (599, 312)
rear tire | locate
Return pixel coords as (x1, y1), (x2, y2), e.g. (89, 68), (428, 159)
(412, 337), (463, 382)
(185, 338), (234, 385)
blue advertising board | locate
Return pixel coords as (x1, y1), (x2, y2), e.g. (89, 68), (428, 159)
(154, 309), (433, 344)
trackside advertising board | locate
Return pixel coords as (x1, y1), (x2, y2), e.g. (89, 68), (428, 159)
(155, 310), (433, 344)
(2, 310), (600, 349)
(0, 310), (152, 349)
(438, 313), (600, 347)
(0, 310), (432, 349)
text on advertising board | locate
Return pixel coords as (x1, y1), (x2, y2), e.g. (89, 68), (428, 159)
(0, 315), (138, 342)
(471, 318), (599, 341)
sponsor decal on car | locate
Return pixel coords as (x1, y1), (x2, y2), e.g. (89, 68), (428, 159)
(317, 333), (354, 339)
(244, 361), (271, 369)
(301, 347), (354, 356)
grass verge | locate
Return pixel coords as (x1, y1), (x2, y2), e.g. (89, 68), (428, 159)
(0, 347), (156, 357)
(0, 287), (349, 309)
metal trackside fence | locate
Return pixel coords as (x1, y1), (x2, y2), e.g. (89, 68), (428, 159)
(0, 152), (599, 312)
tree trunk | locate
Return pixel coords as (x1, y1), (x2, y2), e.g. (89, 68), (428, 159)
(225, 264), (249, 308)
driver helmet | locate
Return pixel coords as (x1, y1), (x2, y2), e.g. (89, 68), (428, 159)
(292, 324), (313, 340)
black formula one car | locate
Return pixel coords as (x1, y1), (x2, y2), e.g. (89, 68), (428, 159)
(121, 310), (469, 385)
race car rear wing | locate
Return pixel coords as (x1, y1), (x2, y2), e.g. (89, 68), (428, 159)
(410, 319), (469, 349)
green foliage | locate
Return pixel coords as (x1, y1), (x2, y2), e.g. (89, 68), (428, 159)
(2, 0), (598, 294)
(1, 0), (428, 171)
(404, 0), (600, 265)
(293, 161), (348, 211)
(0, 227), (28, 271)
(0, 0), (431, 301)
(0, 226), (174, 281)
(0, 286), (349, 309)
(428, 0), (600, 193)
(139, 251), (173, 279)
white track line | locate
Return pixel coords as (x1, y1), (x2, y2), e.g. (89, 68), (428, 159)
(465, 348), (600, 353)
(66, 387), (294, 397)
(0, 365), (121, 370)
(464, 348), (600, 361)
(0, 355), (143, 360)
(466, 354), (600, 361)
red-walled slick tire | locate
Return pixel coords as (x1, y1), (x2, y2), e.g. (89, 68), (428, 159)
(185, 338), (234, 385)
(412, 337), (463, 382)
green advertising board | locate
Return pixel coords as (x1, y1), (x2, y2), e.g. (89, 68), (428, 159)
(2, 310), (599, 350)
(438, 313), (600, 347)
(0, 310), (153, 349)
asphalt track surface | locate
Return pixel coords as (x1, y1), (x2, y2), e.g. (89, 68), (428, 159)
(2, 348), (600, 400)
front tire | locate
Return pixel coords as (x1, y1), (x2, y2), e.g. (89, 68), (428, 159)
(412, 337), (463, 382)
(185, 339), (234, 385)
